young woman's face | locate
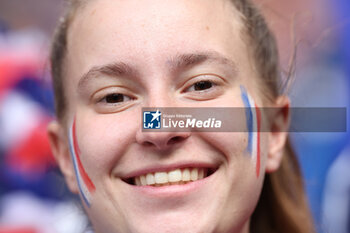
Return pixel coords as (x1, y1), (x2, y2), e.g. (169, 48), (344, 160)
(51, 0), (287, 232)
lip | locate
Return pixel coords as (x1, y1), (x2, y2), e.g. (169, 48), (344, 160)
(118, 161), (219, 180)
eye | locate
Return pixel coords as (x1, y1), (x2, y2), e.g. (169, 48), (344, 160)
(92, 87), (137, 113)
(186, 80), (215, 92)
(102, 93), (131, 104)
(181, 75), (226, 101)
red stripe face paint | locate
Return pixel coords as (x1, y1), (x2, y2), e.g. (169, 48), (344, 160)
(68, 117), (96, 207)
(254, 103), (261, 177)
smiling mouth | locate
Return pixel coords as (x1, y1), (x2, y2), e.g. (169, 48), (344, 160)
(123, 167), (217, 187)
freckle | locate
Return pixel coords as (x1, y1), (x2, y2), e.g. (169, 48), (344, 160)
(206, 26), (210, 31)
(91, 9), (96, 16)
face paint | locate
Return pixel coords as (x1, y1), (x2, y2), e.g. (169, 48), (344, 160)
(240, 85), (261, 178)
(68, 117), (96, 207)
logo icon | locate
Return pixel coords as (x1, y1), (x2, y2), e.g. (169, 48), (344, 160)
(143, 110), (162, 129)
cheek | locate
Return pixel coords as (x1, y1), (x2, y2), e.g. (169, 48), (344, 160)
(197, 132), (264, 232)
(198, 132), (247, 163)
(68, 118), (96, 207)
(76, 109), (139, 180)
(198, 130), (261, 183)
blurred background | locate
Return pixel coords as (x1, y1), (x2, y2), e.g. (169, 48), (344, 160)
(0, 0), (349, 232)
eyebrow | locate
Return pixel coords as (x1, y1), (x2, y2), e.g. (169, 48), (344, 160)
(77, 51), (238, 89)
(78, 61), (139, 89)
(167, 51), (238, 74)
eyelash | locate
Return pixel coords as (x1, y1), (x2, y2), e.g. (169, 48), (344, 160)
(185, 80), (216, 92)
(98, 93), (133, 104)
(180, 75), (225, 101)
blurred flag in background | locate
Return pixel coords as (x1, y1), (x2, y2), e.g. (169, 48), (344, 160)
(0, 1), (89, 232)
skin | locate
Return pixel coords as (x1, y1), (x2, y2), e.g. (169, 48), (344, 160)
(48, 0), (290, 232)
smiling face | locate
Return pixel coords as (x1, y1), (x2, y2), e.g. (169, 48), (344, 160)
(49, 0), (288, 232)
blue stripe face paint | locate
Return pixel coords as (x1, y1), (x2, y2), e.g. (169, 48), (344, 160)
(240, 85), (253, 155)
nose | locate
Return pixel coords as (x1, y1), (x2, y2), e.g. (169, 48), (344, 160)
(136, 81), (191, 150)
(136, 130), (191, 151)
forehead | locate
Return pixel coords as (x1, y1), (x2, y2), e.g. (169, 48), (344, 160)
(65, 0), (248, 87)
(68, 0), (240, 41)
(69, 0), (243, 55)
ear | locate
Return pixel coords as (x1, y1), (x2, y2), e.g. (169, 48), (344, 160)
(265, 96), (290, 173)
(48, 121), (79, 194)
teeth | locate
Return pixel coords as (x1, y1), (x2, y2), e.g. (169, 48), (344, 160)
(140, 175), (147, 186)
(191, 168), (198, 181)
(133, 168), (208, 186)
(198, 169), (204, 179)
(168, 169), (182, 182)
(146, 173), (155, 185)
(135, 177), (141, 186)
(182, 168), (191, 181)
(155, 172), (168, 184)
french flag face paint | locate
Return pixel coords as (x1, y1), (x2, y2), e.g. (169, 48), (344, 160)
(68, 117), (96, 207)
(240, 85), (261, 178)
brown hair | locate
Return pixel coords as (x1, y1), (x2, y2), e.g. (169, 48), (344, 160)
(50, 0), (315, 232)
(50, 0), (84, 120)
(230, 1), (315, 232)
